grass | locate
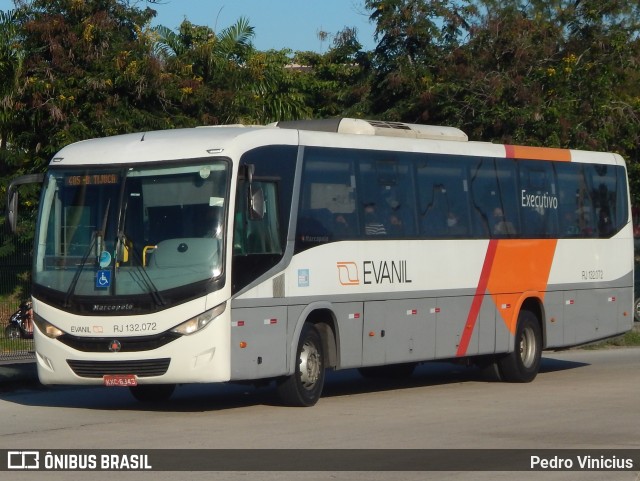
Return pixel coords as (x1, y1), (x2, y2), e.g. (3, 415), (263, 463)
(0, 334), (34, 354)
(582, 323), (640, 349)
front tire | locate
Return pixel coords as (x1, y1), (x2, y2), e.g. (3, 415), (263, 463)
(634, 297), (640, 322)
(497, 310), (542, 383)
(276, 323), (325, 407)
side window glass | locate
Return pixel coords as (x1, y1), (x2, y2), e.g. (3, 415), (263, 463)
(296, 148), (357, 252)
(556, 163), (595, 237)
(556, 163), (625, 239)
(615, 166), (629, 233)
(416, 155), (473, 238)
(358, 155), (416, 238)
(233, 180), (282, 255)
(470, 158), (519, 237)
(232, 145), (296, 295)
(518, 160), (559, 238)
(587, 164), (619, 238)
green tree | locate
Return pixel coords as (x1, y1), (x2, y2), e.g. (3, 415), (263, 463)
(11, 0), (178, 167)
(364, 1), (640, 162)
(363, 0), (640, 200)
(0, 5), (36, 249)
(293, 27), (372, 119)
(0, 8), (26, 156)
(153, 18), (309, 124)
(440, 0), (640, 155)
(364, 0), (475, 121)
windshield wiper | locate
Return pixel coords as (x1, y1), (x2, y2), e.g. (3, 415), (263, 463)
(64, 232), (97, 308)
(114, 177), (165, 307)
(64, 200), (111, 307)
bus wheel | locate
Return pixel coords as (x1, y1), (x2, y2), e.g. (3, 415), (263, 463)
(276, 323), (325, 407)
(129, 384), (176, 402)
(498, 310), (542, 383)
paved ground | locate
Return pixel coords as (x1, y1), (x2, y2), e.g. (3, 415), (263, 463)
(1, 347), (638, 481)
(0, 359), (37, 388)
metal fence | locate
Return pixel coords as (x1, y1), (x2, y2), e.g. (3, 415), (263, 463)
(0, 233), (35, 361)
(1, 299), (35, 361)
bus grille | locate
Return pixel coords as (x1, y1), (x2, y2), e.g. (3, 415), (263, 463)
(67, 359), (171, 378)
(58, 332), (180, 353)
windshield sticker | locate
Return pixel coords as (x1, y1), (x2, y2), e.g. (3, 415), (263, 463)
(96, 270), (111, 289)
(99, 251), (112, 268)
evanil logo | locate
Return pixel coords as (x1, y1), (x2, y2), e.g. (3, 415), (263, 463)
(337, 262), (360, 285)
(337, 260), (412, 286)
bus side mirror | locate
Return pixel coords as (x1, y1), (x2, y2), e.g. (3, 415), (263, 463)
(5, 173), (45, 234)
(249, 187), (265, 220)
(243, 164), (265, 220)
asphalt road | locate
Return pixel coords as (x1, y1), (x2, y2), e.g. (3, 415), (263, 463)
(0, 347), (639, 481)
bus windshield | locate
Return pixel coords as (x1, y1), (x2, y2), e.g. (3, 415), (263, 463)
(33, 161), (229, 300)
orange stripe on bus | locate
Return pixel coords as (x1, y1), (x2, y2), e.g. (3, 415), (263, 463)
(487, 239), (558, 333)
(456, 239), (557, 358)
(456, 240), (498, 357)
(505, 145), (571, 162)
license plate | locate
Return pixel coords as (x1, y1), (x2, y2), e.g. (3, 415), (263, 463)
(103, 374), (138, 387)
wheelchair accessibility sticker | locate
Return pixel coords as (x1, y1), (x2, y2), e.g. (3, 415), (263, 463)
(96, 270), (111, 288)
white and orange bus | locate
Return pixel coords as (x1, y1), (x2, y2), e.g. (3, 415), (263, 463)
(7, 118), (634, 405)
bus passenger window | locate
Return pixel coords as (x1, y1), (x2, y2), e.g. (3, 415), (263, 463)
(470, 157), (519, 238)
(296, 148), (357, 251)
(417, 155), (473, 238)
(517, 160), (559, 238)
(556, 163), (595, 238)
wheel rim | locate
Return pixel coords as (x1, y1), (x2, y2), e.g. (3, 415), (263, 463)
(635, 299), (640, 321)
(299, 339), (321, 390)
(6, 327), (20, 339)
(519, 326), (537, 368)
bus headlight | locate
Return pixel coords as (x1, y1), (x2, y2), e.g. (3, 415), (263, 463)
(171, 303), (226, 336)
(33, 314), (65, 339)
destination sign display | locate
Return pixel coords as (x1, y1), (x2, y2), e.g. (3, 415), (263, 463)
(64, 174), (119, 186)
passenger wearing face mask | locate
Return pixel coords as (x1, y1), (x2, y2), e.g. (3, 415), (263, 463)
(446, 211), (466, 236)
(493, 207), (516, 235)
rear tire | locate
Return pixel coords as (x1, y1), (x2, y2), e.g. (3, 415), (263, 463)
(276, 323), (325, 407)
(497, 309), (542, 383)
(634, 297), (640, 322)
(129, 384), (176, 402)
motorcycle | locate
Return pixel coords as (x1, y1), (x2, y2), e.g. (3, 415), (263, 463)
(5, 301), (34, 339)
